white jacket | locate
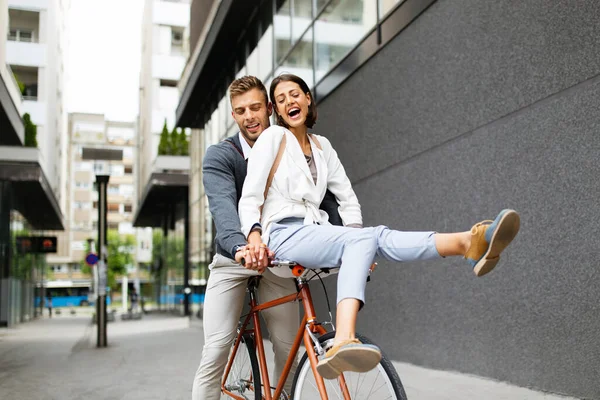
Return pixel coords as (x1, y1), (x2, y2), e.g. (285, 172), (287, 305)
(239, 125), (362, 244)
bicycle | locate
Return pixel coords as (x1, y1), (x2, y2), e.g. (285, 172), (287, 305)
(220, 260), (408, 400)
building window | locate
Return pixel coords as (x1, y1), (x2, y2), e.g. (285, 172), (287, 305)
(76, 162), (92, 172)
(314, 0), (377, 83)
(124, 204), (133, 213)
(160, 79), (178, 87)
(107, 203), (119, 212)
(75, 181), (91, 189)
(8, 28), (36, 43)
(275, 1), (292, 64)
(93, 162), (106, 174)
(124, 166), (133, 174)
(120, 184), (134, 196)
(10, 65), (38, 100)
(109, 164), (124, 176)
(171, 27), (184, 55)
(74, 202), (91, 209)
(123, 148), (134, 159)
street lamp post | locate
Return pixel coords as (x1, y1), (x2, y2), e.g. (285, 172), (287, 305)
(96, 175), (109, 347)
(82, 147), (122, 348)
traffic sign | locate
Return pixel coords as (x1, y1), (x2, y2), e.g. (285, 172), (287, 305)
(85, 253), (99, 266)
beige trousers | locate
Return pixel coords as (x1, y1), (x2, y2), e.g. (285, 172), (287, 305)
(192, 253), (299, 400)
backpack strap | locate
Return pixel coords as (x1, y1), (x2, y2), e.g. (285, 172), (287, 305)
(224, 137), (245, 159)
(308, 133), (323, 150)
(262, 134), (287, 207)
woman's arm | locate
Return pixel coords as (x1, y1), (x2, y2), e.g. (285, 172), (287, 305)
(238, 126), (286, 238)
(319, 136), (363, 227)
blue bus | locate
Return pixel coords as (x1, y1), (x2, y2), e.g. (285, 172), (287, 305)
(159, 293), (205, 305)
(36, 285), (112, 307)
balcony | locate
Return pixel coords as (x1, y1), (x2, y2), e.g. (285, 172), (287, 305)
(6, 41), (46, 67)
(8, 0), (48, 11)
(153, 155), (190, 173)
(8, 65), (46, 123)
(152, 54), (185, 81)
(0, 146), (64, 229)
(7, 8), (45, 68)
(108, 175), (134, 185)
(153, 0), (190, 28)
(22, 99), (45, 125)
(73, 190), (92, 202)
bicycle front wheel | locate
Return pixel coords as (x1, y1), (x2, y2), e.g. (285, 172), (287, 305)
(221, 333), (262, 400)
(291, 331), (407, 400)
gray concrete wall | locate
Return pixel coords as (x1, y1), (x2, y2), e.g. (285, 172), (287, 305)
(313, 0), (600, 398)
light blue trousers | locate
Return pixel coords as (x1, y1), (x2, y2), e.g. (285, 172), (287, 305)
(268, 219), (441, 305)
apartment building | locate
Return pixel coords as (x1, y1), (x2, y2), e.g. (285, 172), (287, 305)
(46, 113), (140, 286)
(175, 0), (600, 398)
(6, 0), (68, 206)
(0, 0), (65, 327)
(134, 0), (193, 314)
(137, 0), (190, 194)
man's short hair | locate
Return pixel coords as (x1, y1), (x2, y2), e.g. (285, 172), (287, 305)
(229, 75), (268, 105)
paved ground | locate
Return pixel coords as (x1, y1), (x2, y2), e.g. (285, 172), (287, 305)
(0, 313), (580, 400)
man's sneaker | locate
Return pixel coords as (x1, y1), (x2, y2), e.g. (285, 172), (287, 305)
(316, 338), (382, 380)
(465, 209), (520, 277)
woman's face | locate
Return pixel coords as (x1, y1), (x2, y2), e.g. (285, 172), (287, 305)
(273, 81), (311, 129)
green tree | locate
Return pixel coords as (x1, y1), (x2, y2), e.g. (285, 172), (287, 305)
(151, 229), (163, 266)
(158, 120), (170, 155)
(170, 126), (180, 155)
(80, 239), (93, 276)
(178, 128), (189, 156)
(13, 72), (25, 94)
(106, 230), (136, 291)
(23, 113), (37, 148)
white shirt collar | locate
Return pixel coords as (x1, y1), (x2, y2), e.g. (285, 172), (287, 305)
(238, 132), (252, 160)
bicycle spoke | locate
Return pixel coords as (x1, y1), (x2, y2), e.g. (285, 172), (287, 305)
(292, 332), (405, 400)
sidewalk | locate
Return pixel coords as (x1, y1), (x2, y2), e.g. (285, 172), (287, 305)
(0, 314), (578, 400)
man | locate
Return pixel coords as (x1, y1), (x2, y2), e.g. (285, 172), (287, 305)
(192, 76), (295, 399)
(129, 288), (139, 314)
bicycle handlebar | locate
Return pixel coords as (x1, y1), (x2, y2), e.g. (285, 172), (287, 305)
(240, 258), (298, 268)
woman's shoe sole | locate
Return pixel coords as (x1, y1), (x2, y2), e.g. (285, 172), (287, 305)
(316, 346), (382, 380)
(473, 210), (520, 277)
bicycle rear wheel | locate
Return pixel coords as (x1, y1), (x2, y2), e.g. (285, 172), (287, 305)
(291, 331), (407, 399)
(221, 333), (262, 400)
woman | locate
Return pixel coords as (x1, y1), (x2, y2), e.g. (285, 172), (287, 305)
(237, 74), (520, 379)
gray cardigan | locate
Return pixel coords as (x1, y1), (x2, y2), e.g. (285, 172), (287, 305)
(203, 133), (342, 260)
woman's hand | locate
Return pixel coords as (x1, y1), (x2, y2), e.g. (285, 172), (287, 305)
(242, 231), (273, 273)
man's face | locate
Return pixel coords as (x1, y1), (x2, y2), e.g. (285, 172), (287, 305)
(231, 88), (272, 146)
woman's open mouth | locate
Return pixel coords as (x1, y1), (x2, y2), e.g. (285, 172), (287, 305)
(288, 108), (301, 120)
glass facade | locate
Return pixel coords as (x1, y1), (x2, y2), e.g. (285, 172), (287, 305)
(150, 222), (186, 313)
(6, 211), (47, 326)
(190, 0), (406, 282)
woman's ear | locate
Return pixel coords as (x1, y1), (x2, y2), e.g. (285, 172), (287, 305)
(306, 92), (311, 106)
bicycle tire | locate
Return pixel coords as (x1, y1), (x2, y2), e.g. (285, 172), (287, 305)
(221, 333), (262, 400)
(291, 331), (408, 399)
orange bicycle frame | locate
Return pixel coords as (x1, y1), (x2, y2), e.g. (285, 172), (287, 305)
(221, 271), (352, 400)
